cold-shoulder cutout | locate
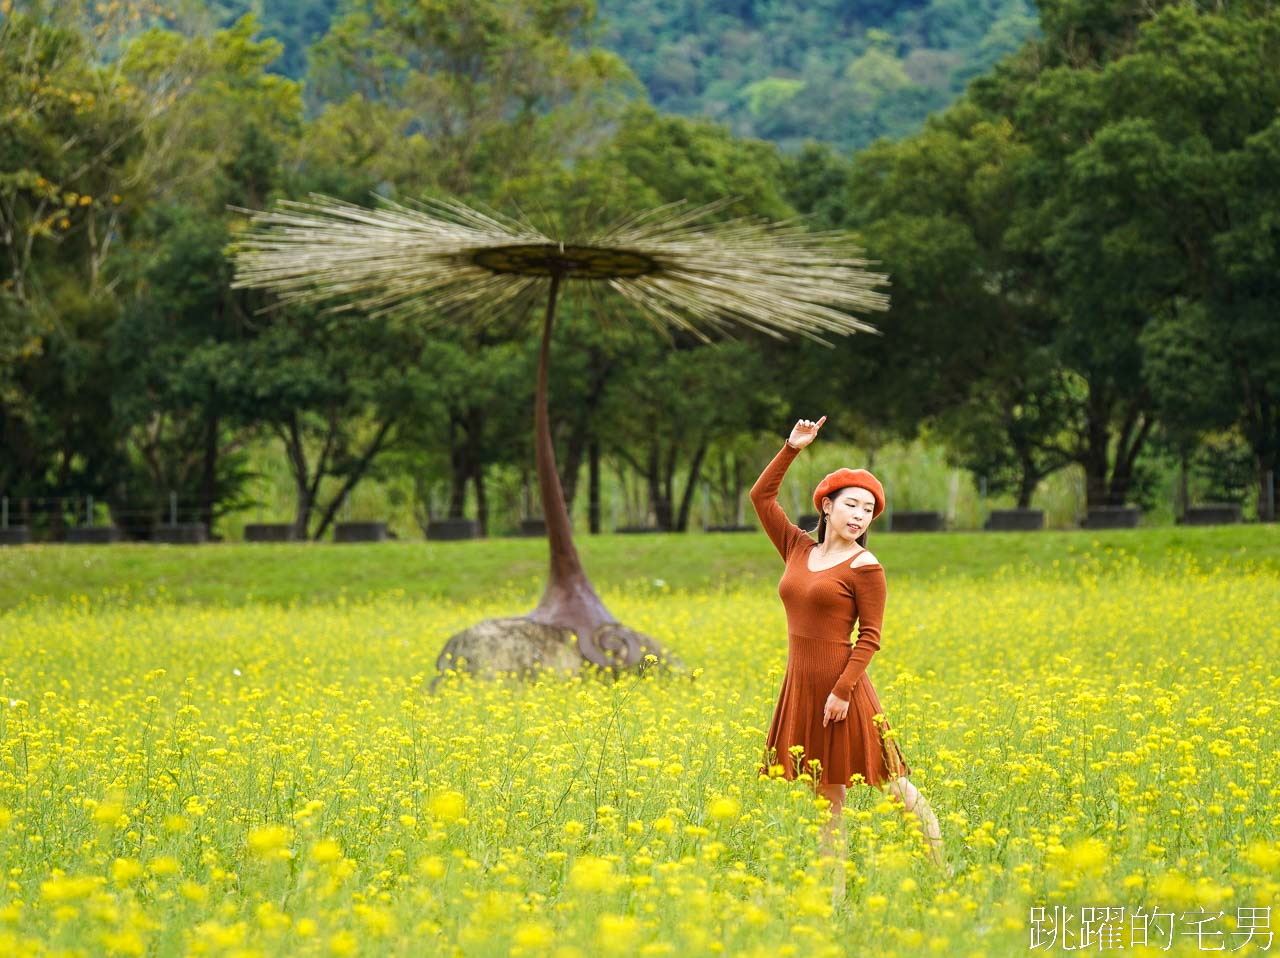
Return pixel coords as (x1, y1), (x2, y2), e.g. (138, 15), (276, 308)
(850, 550), (880, 568)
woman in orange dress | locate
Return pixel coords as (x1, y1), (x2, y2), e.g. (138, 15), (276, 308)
(751, 415), (950, 894)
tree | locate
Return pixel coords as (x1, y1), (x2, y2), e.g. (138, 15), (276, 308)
(963, 0), (1280, 510)
(108, 206), (257, 535)
(833, 98), (1083, 505)
(304, 0), (635, 200)
(0, 7), (144, 534)
(106, 17), (304, 534)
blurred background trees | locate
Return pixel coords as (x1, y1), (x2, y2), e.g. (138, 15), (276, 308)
(1, 0), (1276, 537)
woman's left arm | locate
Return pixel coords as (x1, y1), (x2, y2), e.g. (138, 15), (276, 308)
(831, 567), (887, 702)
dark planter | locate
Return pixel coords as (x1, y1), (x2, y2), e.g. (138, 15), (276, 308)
(518, 518), (546, 537)
(1179, 503), (1242, 526)
(0, 526), (32, 546)
(66, 526), (122, 544)
(427, 518), (481, 541)
(704, 524), (755, 533)
(890, 510), (944, 532)
(984, 509), (1044, 531)
(334, 521), (388, 543)
(1084, 506), (1141, 529)
(152, 523), (208, 544)
(244, 523), (300, 542)
(617, 526), (663, 534)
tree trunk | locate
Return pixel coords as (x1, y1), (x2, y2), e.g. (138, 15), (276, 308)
(281, 417), (315, 538)
(559, 428), (586, 518)
(474, 466), (488, 537)
(1082, 384), (1113, 507)
(674, 441), (709, 531)
(647, 441), (674, 530)
(588, 438), (601, 534)
(1259, 456), (1277, 523)
(1016, 457), (1037, 510)
(201, 410), (218, 531)
(310, 417), (396, 541)
(1178, 448), (1190, 517)
(447, 415), (470, 519)
(1107, 409), (1153, 505)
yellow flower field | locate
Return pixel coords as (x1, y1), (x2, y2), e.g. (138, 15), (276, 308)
(0, 550), (1277, 956)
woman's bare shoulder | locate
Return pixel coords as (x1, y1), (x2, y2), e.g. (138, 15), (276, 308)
(850, 550), (880, 569)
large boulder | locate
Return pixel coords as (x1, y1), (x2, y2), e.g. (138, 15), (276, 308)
(431, 616), (685, 692)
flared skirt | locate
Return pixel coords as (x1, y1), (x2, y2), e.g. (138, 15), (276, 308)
(758, 662), (912, 788)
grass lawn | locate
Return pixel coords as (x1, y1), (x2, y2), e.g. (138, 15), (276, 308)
(0, 523), (1274, 610)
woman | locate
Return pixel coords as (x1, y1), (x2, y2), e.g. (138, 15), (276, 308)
(751, 415), (951, 899)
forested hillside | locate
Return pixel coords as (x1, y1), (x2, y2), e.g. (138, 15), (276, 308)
(594, 0), (1037, 150)
(208, 0), (1038, 150)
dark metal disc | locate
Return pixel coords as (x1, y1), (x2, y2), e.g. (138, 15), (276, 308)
(471, 244), (658, 279)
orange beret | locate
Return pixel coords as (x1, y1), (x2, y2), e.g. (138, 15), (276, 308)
(813, 468), (885, 519)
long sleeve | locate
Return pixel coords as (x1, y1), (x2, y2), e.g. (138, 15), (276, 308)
(831, 567), (887, 701)
(750, 441), (808, 561)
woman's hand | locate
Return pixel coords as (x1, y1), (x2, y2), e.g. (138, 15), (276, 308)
(822, 691), (849, 726)
(787, 415), (827, 450)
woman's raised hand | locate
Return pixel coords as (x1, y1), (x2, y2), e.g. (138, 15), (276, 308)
(787, 415), (827, 450)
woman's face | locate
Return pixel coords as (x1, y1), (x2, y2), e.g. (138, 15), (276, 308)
(823, 486), (876, 543)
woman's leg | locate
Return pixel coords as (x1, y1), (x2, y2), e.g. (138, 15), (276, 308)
(883, 776), (951, 875)
(815, 783), (846, 859)
(815, 783), (847, 903)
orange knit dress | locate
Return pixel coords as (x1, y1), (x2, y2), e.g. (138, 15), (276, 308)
(751, 441), (912, 789)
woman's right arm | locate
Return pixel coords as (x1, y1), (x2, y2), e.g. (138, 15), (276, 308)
(750, 440), (807, 561)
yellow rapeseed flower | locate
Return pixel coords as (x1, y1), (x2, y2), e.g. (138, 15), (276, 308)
(429, 790), (465, 823)
(109, 858), (144, 884)
(568, 856), (615, 893)
(708, 797), (740, 822)
(310, 839), (343, 864)
(246, 824), (293, 860)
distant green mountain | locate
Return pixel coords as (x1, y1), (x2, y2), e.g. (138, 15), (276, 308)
(221, 0), (1038, 151)
(593, 0), (1038, 150)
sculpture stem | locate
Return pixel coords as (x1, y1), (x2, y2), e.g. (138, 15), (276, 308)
(529, 270), (618, 665)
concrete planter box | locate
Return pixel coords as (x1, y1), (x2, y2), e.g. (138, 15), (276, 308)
(244, 523), (300, 542)
(704, 524), (755, 533)
(66, 526), (122, 544)
(0, 526), (32, 546)
(152, 522), (208, 544)
(617, 526), (663, 534)
(1084, 506), (1141, 529)
(890, 510), (944, 532)
(334, 521), (388, 543)
(518, 518), (546, 537)
(1179, 503), (1242, 525)
(984, 509), (1044, 531)
(427, 518), (481, 541)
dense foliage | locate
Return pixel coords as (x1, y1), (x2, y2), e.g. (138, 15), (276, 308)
(0, 0), (1276, 539)
(200, 0), (1039, 151)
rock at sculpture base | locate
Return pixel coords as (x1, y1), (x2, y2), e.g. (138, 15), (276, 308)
(431, 616), (685, 693)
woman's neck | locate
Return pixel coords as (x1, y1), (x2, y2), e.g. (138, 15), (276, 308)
(819, 533), (859, 553)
